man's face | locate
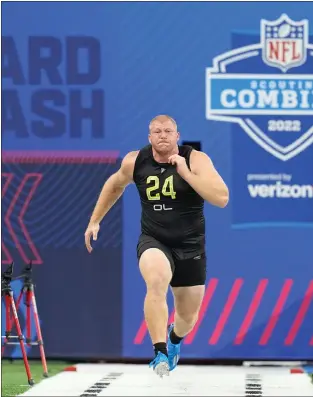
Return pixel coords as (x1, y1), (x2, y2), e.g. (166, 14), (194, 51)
(149, 120), (179, 155)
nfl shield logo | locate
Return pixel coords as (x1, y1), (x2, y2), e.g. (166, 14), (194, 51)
(206, 13), (313, 161)
(261, 14), (308, 72)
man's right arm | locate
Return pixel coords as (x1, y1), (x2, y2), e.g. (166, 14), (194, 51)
(85, 151), (138, 252)
(89, 151), (138, 225)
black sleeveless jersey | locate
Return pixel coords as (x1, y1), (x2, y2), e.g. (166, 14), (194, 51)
(133, 144), (205, 248)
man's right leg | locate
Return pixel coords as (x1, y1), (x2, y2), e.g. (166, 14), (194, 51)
(139, 247), (173, 376)
(139, 248), (172, 348)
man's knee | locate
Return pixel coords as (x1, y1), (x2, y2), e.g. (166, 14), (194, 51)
(172, 285), (205, 327)
(146, 276), (169, 297)
(139, 248), (172, 294)
(176, 310), (199, 328)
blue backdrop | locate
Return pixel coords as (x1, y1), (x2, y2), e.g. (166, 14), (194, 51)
(2, 1), (313, 361)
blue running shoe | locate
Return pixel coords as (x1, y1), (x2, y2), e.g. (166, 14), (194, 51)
(149, 351), (169, 378)
(167, 323), (181, 371)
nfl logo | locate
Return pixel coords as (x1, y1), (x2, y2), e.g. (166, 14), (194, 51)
(261, 14), (308, 72)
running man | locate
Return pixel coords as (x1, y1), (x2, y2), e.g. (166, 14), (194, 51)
(85, 115), (229, 377)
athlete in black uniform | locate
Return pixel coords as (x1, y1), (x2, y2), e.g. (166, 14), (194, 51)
(85, 115), (229, 378)
(134, 143), (206, 287)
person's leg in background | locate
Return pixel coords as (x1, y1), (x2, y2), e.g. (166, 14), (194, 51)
(139, 247), (173, 377)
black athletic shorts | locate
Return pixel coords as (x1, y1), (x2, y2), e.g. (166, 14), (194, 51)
(136, 233), (206, 287)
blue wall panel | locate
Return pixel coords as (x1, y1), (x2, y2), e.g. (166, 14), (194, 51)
(2, 1), (313, 360)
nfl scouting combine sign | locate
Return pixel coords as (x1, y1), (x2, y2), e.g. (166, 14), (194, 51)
(206, 14), (313, 227)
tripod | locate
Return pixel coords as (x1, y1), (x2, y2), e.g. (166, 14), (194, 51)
(1, 262), (34, 385)
(13, 261), (48, 377)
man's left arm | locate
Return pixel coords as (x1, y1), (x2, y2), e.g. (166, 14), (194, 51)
(187, 150), (229, 207)
(170, 150), (229, 207)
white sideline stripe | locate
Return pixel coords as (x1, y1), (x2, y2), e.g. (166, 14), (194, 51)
(18, 364), (313, 397)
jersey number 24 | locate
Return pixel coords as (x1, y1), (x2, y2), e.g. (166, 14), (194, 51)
(146, 175), (176, 200)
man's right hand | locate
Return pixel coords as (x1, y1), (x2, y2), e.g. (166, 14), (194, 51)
(85, 222), (100, 253)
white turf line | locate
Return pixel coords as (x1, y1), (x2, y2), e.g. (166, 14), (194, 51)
(18, 364), (313, 396)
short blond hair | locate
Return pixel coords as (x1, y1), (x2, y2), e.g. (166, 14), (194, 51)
(149, 115), (177, 130)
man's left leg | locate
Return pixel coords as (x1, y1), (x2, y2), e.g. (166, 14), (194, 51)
(167, 253), (206, 371)
(172, 285), (205, 337)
